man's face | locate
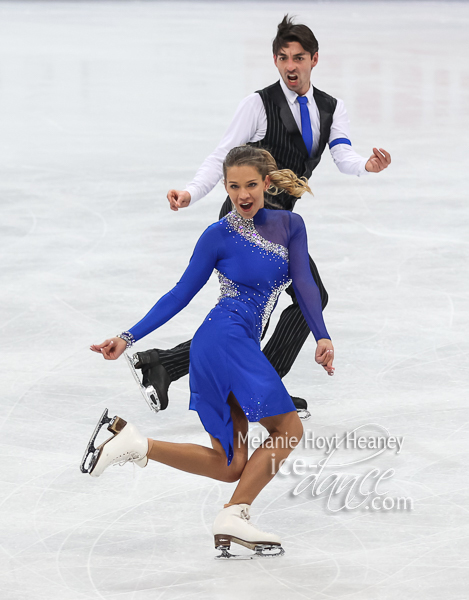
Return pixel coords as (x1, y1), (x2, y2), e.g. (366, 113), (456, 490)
(274, 41), (318, 97)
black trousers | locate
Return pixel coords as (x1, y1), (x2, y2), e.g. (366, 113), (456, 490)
(157, 197), (328, 381)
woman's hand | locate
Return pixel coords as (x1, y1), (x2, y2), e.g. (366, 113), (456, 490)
(90, 337), (127, 360)
(315, 338), (335, 376)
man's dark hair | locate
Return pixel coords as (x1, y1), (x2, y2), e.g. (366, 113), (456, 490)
(272, 14), (319, 57)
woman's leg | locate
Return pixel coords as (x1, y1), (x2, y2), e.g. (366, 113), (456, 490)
(146, 392), (249, 483)
(227, 410), (303, 506)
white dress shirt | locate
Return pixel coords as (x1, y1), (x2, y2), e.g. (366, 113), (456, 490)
(186, 78), (368, 205)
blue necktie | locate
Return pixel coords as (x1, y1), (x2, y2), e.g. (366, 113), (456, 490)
(297, 96), (313, 156)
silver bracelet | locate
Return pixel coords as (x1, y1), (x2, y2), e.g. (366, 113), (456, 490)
(116, 331), (135, 349)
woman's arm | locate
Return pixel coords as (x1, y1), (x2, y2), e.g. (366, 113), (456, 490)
(91, 223), (222, 360)
(288, 213), (335, 375)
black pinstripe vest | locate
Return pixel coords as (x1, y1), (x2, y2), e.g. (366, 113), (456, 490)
(249, 81), (337, 211)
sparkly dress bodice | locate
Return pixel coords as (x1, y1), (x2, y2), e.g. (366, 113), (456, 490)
(212, 210), (293, 342)
(129, 209), (329, 344)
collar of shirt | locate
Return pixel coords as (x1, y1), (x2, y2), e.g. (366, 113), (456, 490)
(279, 77), (315, 106)
(278, 77), (319, 155)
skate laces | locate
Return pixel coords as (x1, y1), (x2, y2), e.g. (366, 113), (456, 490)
(113, 451), (142, 467)
(240, 508), (251, 523)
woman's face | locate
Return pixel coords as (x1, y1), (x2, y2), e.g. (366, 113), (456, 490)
(224, 165), (270, 219)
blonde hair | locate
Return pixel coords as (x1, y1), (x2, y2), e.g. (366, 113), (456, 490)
(223, 146), (312, 199)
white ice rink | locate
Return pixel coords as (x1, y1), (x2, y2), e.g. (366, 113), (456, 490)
(1, 1), (468, 598)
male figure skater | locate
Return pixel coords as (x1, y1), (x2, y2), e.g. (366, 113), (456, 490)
(134, 15), (391, 412)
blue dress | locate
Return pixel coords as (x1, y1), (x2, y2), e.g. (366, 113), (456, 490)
(128, 209), (330, 464)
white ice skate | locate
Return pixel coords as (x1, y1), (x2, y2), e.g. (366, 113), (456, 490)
(80, 409), (148, 477)
(213, 504), (284, 559)
(124, 351), (161, 413)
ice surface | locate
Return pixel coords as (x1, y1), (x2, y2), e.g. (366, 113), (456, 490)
(0, 1), (468, 599)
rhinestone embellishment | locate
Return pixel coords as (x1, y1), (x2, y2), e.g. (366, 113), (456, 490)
(216, 270), (239, 301)
(225, 211), (289, 261)
(261, 278), (292, 335)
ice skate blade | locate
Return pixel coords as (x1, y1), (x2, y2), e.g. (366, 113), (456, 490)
(80, 408), (111, 473)
(124, 351), (161, 413)
(297, 408), (311, 421)
(214, 534), (284, 559)
(215, 544), (285, 560)
(80, 409), (125, 474)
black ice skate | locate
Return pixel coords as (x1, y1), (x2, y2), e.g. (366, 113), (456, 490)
(124, 351), (161, 413)
(291, 396), (311, 421)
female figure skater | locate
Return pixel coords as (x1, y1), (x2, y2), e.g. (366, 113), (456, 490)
(83, 146), (334, 558)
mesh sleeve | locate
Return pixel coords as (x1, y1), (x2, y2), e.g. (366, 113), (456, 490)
(288, 213), (331, 342)
(128, 224), (220, 342)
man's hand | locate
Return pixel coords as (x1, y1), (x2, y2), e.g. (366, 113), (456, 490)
(167, 189), (191, 211)
(365, 148), (391, 173)
(315, 338), (335, 376)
